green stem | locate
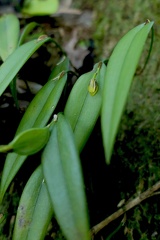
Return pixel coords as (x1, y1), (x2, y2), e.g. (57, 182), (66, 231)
(106, 221), (123, 240)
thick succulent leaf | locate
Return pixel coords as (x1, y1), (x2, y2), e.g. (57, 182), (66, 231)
(13, 166), (53, 240)
(0, 127), (50, 155)
(0, 36), (51, 96)
(22, 0), (59, 15)
(64, 62), (106, 152)
(0, 73), (67, 203)
(101, 21), (154, 164)
(0, 14), (20, 107)
(16, 72), (67, 134)
(42, 113), (90, 240)
(0, 14), (19, 61)
(0, 154), (26, 202)
(18, 22), (39, 46)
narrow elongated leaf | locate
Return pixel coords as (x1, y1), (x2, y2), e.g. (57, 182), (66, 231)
(101, 21), (154, 164)
(48, 56), (69, 80)
(64, 62), (106, 152)
(18, 22), (39, 46)
(0, 72), (67, 203)
(0, 154), (25, 204)
(16, 72), (67, 134)
(42, 113), (90, 240)
(0, 14), (20, 107)
(0, 36), (51, 96)
(0, 14), (19, 61)
(13, 166), (53, 240)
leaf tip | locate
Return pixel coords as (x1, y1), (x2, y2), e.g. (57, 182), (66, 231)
(36, 35), (48, 42)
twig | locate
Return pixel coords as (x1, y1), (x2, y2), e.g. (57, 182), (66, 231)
(91, 180), (160, 237)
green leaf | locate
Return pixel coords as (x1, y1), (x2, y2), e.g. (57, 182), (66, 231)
(48, 56), (69, 80)
(18, 22), (39, 46)
(13, 166), (53, 240)
(0, 14), (19, 61)
(0, 36), (51, 96)
(0, 14), (20, 107)
(16, 72), (67, 134)
(101, 20), (154, 164)
(42, 113), (90, 240)
(0, 154), (26, 204)
(0, 72), (67, 203)
(0, 127), (50, 155)
(64, 62), (106, 152)
(22, 0), (59, 16)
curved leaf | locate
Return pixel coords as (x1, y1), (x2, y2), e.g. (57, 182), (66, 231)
(101, 21), (154, 164)
(0, 36), (51, 96)
(13, 166), (53, 240)
(4, 127), (50, 155)
(18, 22), (39, 46)
(64, 62), (106, 152)
(0, 72), (67, 203)
(42, 113), (90, 240)
(16, 72), (67, 134)
(0, 14), (19, 61)
(48, 56), (69, 80)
